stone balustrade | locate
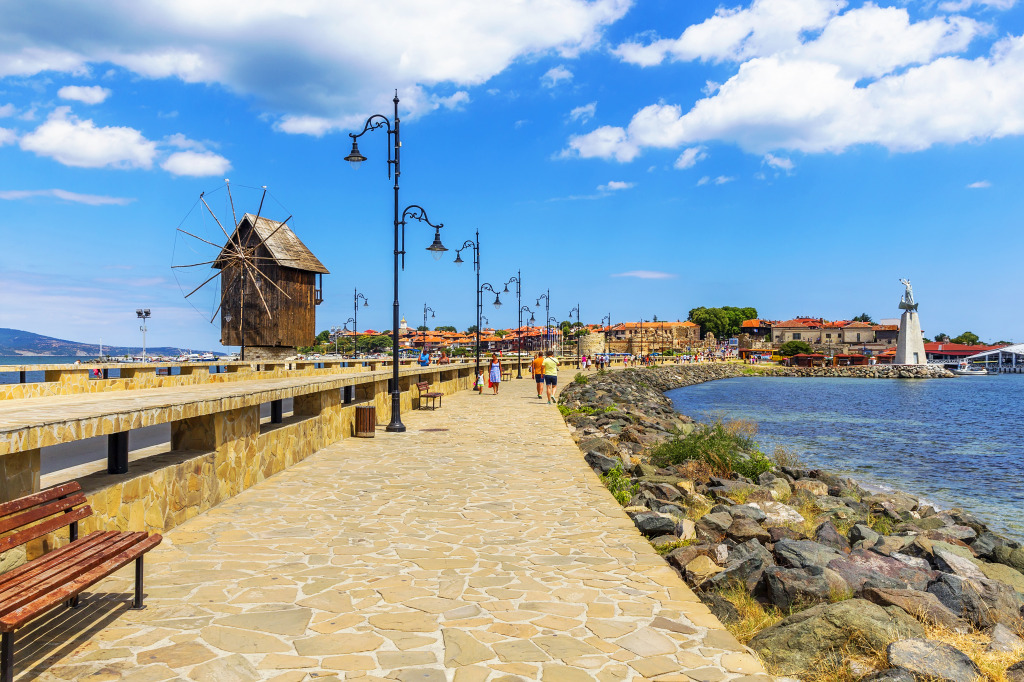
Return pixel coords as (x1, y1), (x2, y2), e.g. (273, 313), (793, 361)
(0, 362), (479, 560)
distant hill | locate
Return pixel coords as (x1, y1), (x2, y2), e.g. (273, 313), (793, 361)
(0, 328), (219, 358)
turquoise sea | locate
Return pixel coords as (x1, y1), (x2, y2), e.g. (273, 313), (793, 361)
(667, 375), (1024, 540)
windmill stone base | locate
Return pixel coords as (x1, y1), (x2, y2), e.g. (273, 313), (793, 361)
(244, 346), (297, 362)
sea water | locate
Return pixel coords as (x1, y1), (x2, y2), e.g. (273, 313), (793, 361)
(667, 375), (1024, 540)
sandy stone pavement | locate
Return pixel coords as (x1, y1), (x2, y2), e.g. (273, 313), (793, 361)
(16, 368), (770, 681)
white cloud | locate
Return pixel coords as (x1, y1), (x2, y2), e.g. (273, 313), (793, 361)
(163, 132), (208, 151)
(570, 4), (1024, 161)
(0, 1), (631, 132)
(697, 175), (735, 186)
(764, 153), (794, 170)
(939, 0), (1016, 10)
(570, 102), (596, 123)
(433, 91), (470, 110)
(542, 65), (573, 88)
(161, 150), (232, 177)
(0, 188), (134, 205)
(611, 270), (676, 279)
(967, 180), (992, 188)
(597, 180), (634, 191)
(0, 104), (14, 117)
(0, 128), (16, 146)
(19, 107), (157, 169)
(674, 146), (708, 169)
(57, 85), (111, 104)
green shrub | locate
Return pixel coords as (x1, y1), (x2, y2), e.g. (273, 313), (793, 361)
(557, 405), (571, 417)
(649, 419), (773, 480)
(601, 464), (638, 506)
(779, 340), (813, 356)
(573, 372), (588, 384)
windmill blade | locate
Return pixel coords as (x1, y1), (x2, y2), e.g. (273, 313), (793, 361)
(242, 260), (274, 318)
(171, 258), (219, 269)
(208, 299), (224, 324)
(201, 193), (242, 252)
(184, 269), (222, 299)
(176, 227), (226, 250)
(241, 187), (269, 250)
(249, 214), (292, 255)
(226, 179), (238, 231)
(250, 262), (292, 299)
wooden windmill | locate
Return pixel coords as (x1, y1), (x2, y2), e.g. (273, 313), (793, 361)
(174, 182), (328, 360)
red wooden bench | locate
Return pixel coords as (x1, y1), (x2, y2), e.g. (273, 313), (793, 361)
(415, 381), (443, 410)
(0, 482), (162, 682)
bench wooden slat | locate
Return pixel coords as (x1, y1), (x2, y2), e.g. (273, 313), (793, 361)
(0, 506), (91, 555)
(0, 483), (81, 519)
(0, 532), (122, 601)
(0, 493), (87, 536)
(1, 533), (162, 631)
(0, 532), (147, 622)
(0, 531), (116, 593)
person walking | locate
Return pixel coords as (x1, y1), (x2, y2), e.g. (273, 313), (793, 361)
(531, 352), (545, 399)
(418, 348), (430, 367)
(543, 350), (559, 403)
(488, 353), (502, 395)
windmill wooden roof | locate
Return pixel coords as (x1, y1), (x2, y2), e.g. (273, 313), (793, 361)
(216, 213), (329, 274)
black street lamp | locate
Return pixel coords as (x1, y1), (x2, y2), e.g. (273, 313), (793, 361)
(536, 289), (550, 351)
(454, 231), (483, 382)
(353, 288), (368, 358)
(521, 306), (535, 354)
(569, 304), (581, 368)
(547, 316), (559, 355)
(422, 304), (436, 350)
(502, 272), (523, 378)
(345, 91), (447, 432)
(601, 313), (612, 356)
(477, 284), (502, 379)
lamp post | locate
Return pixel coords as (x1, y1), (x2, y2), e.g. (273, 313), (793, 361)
(331, 325), (344, 355)
(344, 91), (447, 432)
(501, 272), (523, 378)
(136, 308), (151, 362)
(601, 314), (612, 356)
(353, 288), (368, 358)
(422, 304), (436, 350)
(521, 306), (535, 354)
(536, 289), (550, 351)
(547, 316), (559, 356)
(569, 305), (581, 368)
(476, 285), (502, 380)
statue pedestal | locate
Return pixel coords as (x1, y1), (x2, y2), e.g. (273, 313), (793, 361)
(895, 310), (926, 365)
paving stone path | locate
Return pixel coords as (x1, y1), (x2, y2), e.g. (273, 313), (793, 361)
(19, 369), (770, 681)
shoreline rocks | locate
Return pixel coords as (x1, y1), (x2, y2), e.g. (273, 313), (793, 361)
(560, 364), (1023, 679)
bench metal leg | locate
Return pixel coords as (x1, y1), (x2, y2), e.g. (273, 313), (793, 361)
(107, 431), (129, 475)
(132, 557), (145, 609)
(1, 631), (13, 682)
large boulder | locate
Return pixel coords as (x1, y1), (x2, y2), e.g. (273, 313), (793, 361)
(886, 638), (981, 682)
(849, 523), (880, 547)
(933, 550), (986, 580)
(762, 565), (839, 610)
(584, 451), (619, 473)
(774, 538), (844, 569)
(987, 623), (1024, 653)
(685, 555), (723, 586)
(748, 599), (924, 676)
(726, 516), (771, 544)
(814, 520), (852, 553)
(792, 479), (828, 496)
(994, 546), (1024, 573)
(862, 587), (968, 630)
(695, 511), (733, 543)
(928, 574), (1023, 629)
(975, 560), (1024, 595)
(827, 549), (937, 593)
(628, 511), (676, 537)
(748, 500), (805, 526)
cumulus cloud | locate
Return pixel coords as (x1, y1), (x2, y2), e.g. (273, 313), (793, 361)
(611, 270), (676, 279)
(674, 146), (708, 169)
(0, 128), (16, 146)
(160, 150), (231, 177)
(570, 102), (596, 123)
(697, 175), (735, 186)
(0, 188), (134, 205)
(568, 3), (1024, 161)
(967, 180), (992, 188)
(0, 1), (631, 132)
(19, 107), (157, 169)
(940, 0), (1016, 10)
(764, 153), (794, 171)
(0, 104), (14, 117)
(597, 180), (634, 191)
(542, 65), (573, 88)
(57, 85), (111, 104)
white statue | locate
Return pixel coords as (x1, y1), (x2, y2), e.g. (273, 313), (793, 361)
(899, 278), (918, 311)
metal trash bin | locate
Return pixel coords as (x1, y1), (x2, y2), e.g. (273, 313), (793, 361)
(355, 405), (376, 438)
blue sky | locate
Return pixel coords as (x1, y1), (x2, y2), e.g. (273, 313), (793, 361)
(1, 0), (1022, 352)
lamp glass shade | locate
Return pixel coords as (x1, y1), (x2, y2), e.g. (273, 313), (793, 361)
(426, 229), (447, 260)
(344, 140), (367, 169)
(453, 252), (464, 266)
(493, 295), (502, 310)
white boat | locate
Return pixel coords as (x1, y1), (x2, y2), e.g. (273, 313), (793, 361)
(952, 361), (987, 376)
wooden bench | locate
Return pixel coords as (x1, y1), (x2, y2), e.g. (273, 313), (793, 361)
(415, 381), (443, 410)
(0, 482), (162, 682)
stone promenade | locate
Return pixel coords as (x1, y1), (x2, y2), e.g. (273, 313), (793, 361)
(17, 369), (770, 682)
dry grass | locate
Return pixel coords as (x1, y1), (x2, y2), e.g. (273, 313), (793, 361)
(717, 584), (784, 644)
(772, 444), (807, 469)
(922, 622), (1024, 681)
(725, 418), (759, 440)
(786, 498), (825, 537)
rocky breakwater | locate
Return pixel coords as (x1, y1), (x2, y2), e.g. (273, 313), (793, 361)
(782, 364), (954, 379)
(560, 365), (1022, 680)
